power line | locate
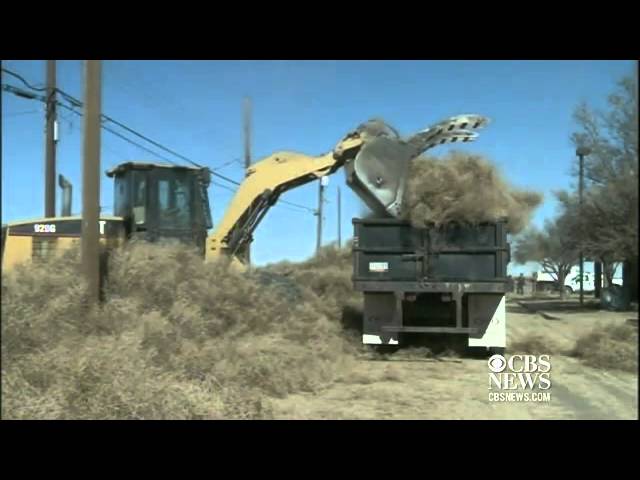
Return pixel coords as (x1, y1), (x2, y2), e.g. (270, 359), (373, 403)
(57, 102), (180, 165)
(2, 84), (45, 101)
(58, 92), (315, 212)
(2, 109), (40, 118)
(58, 90), (193, 164)
(4, 71), (267, 188)
(212, 181), (237, 193)
(3, 70), (318, 215)
(3, 81), (179, 167)
(279, 203), (316, 214)
(215, 157), (243, 171)
(2, 68), (224, 175)
(281, 198), (316, 213)
(1, 68), (47, 91)
(58, 100), (176, 164)
(56, 88), (243, 186)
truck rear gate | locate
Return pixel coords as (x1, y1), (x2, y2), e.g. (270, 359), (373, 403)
(352, 218), (509, 348)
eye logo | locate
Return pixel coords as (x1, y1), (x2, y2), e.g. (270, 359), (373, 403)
(488, 354), (507, 373)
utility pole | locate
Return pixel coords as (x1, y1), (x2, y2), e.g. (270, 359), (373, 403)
(81, 60), (102, 304)
(243, 96), (252, 265)
(316, 177), (328, 254)
(45, 60), (57, 218)
(337, 186), (342, 248)
(576, 146), (591, 306)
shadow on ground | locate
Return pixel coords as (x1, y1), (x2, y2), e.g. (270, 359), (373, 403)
(506, 304), (530, 314)
(519, 300), (602, 314)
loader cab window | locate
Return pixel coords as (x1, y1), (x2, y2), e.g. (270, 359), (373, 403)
(113, 170), (148, 226)
(157, 174), (192, 230)
(114, 176), (131, 218)
(132, 173), (147, 225)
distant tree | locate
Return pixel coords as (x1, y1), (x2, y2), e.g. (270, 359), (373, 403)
(513, 217), (579, 299)
(571, 73), (638, 188)
(555, 187), (635, 286)
(565, 71), (638, 301)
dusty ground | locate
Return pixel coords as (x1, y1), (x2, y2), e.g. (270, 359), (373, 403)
(271, 297), (638, 420)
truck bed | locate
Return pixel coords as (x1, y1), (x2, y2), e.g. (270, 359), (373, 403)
(352, 217), (510, 288)
(351, 218), (510, 346)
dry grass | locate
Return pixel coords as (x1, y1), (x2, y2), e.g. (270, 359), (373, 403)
(570, 323), (638, 373)
(1, 242), (358, 419)
(509, 334), (563, 355)
(262, 242), (364, 340)
(402, 152), (542, 234)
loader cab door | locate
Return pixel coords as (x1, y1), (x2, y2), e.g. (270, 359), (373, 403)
(154, 170), (194, 232)
(113, 169), (149, 230)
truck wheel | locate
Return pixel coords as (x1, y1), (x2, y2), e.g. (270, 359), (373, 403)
(467, 346), (504, 358)
(372, 345), (400, 356)
(564, 286), (573, 295)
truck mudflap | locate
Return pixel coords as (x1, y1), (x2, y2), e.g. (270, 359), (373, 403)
(362, 292), (402, 345)
(361, 289), (506, 348)
(467, 295), (506, 348)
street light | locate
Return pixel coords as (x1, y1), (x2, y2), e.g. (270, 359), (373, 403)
(576, 146), (592, 306)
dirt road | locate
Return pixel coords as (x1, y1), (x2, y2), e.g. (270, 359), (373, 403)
(272, 300), (638, 420)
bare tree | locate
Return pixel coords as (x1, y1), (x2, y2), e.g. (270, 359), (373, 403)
(571, 73), (638, 187)
(513, 217), (579, 299)
(566, 71), (638, 301)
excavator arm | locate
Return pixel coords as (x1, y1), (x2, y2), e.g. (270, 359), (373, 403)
(205, 134), (363, 264)
(205, 114), (489, 266)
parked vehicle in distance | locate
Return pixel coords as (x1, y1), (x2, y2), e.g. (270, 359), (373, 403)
(536, 262), (623, 294)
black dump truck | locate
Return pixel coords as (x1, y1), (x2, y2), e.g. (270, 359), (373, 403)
(352, 218), (510, 353)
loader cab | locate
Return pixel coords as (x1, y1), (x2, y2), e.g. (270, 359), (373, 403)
(107, 162), (212, 253)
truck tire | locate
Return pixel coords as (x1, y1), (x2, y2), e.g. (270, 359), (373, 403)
(372, 345), (400, 355)
(467, 346), (504, 359)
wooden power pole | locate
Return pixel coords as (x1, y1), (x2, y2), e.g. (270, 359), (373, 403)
(81, 60), (102, 304)
(337, 186), (342, 248)
(243, 97), (252, 264)
(316, 177), (328, 254)
(45, 60), (57, 218)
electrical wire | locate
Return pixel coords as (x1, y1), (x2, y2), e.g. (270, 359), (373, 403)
(2, 68), (232, 177)
(2, 84), (45, 101)
(3, 69), (318, 214)
(61, 100), (315, 214)
(56, 88), (243, 185)
(57, 102), (180, 165)
(211, 181), (237, 193)
(214, 157), (243, 171)
(1, 68), (47, 91)
(57, 90), (317, 212)
(280, 198), (316, 213)
(2, 109), (40, 118)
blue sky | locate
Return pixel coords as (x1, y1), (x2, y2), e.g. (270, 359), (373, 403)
(2, 60), (634, 273)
